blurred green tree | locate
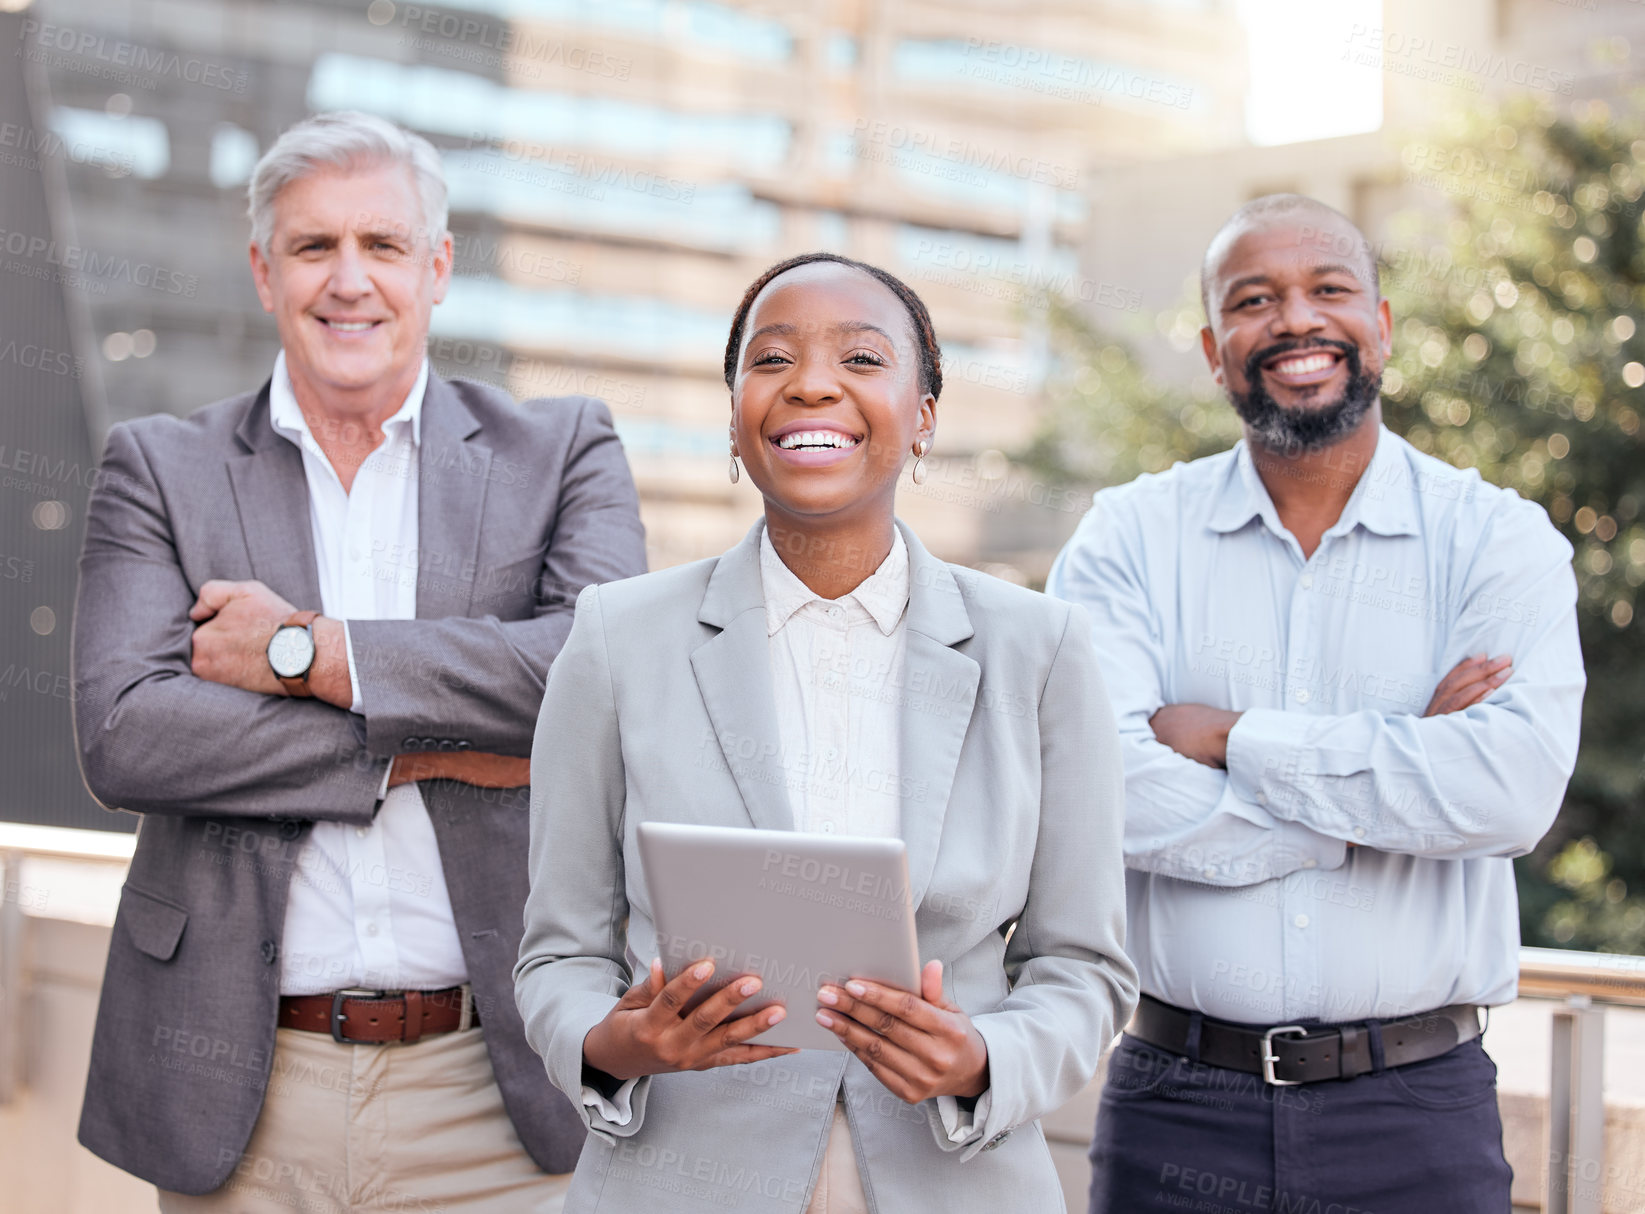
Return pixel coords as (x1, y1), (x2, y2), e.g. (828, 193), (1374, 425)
(1379, 96), (1645, 954)
(1027, 95), (1645, 954)
(1022, 295), (1225, 487)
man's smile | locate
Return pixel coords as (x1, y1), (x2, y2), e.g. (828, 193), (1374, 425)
(1262, 347), (1344, 388)
(314, 316), (387, 338)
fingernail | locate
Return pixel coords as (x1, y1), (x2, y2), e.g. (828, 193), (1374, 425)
(817, 988), (838, 1006)
(845, 981), (866, 997)
(815, 1011), (834, 1028)
(694, 961), (713, 980)
(740, 978), (761, 996)
(768, 1008), (785, 1025)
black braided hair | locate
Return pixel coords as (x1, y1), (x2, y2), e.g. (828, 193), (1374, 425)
(722, 252), (943, 401)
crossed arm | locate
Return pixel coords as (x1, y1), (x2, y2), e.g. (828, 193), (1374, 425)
(74, 404), (644, 820)
(1149, 652), (1513, 769)
(1044, 497), (1585, 886)
(185, 577), (530, 790)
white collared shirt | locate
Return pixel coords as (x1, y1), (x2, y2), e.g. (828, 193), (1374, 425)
(1048, 427), (1584, 1023)
(760, 526), (909, 839)
(268, 351), (469, 996)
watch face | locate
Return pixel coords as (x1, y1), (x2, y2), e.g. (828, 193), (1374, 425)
(268, 625), (315, 679)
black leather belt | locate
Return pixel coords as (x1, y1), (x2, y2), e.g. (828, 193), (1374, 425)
(1127, 994), (1483, 1085)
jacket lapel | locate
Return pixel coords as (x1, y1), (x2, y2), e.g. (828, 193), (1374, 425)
(416, 376), (491, 620)
(895, 523), (978, 907)
(225, 382), (324, 608)
(689, 519), (980, 903)
(691, 521), (795, 833)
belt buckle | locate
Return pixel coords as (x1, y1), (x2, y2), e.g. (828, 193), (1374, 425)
(1261, 1024), (1308, 1086)
(331, 988), (385, 1044)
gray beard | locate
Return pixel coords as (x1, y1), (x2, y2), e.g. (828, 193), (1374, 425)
(1229, 347), (1382, 455)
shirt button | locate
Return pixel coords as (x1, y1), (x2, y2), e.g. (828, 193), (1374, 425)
(1300, 574), (1314, 589)
(366, 922), (380, 937)
(820, 822), (836, 834)
(356, 826), (368, 838)
(827, 606), (843, 620)
(1302, 858), (1317, 869)
(1293, 914), (1310, 929)
(1256, 791), (1268, 807)
(1294, 688), (1312, 704)
(1353, 826), (1366, 840)
(260, 940), (278, 964)
(1202, 866), (1217, 879)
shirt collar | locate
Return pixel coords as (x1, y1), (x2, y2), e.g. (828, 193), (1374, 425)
(267, 350), (428, 450)
(1206, 427), (1420, 540)
(759, 526), (910, 637)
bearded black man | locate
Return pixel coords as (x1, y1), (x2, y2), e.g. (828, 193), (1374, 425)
(1048, 194), (1585, 1213)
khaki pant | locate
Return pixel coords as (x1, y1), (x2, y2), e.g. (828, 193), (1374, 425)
(158, 1026), (571, 1214)
(803, 1102), (870, 1214)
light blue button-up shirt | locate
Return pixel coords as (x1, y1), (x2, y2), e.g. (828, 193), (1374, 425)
(1046, 427), (1584, 1024)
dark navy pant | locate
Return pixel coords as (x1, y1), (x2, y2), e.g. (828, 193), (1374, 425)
(1088, 1031), (1513, 1214)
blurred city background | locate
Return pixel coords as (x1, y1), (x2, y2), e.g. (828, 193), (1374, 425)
(3, 0), (1645, 1208)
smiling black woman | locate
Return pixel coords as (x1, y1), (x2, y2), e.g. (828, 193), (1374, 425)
(728, 255), (940, 598)
(515, 252), (1139, 1214)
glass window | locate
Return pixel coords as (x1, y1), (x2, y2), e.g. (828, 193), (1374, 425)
(894, 38), (1203, 116)
(403, 0), (792, 60)
(209, 124), (259, 189)
(812, 210), (849, 252)
(432, 276), (729, 365)
(50, 108), (169, 179)
(442, 148), (781, 251)
(826, 32), (857, 72)
(309, 54), (790, 171)
(894, 223), (1086, 302)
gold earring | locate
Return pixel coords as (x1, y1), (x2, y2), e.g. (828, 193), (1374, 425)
(911, 440), (929, 486)
(728, 451), (740, 484)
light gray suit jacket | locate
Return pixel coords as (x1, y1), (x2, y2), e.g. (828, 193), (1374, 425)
(73, 374), (646, 1193)
(515, 519), (1138, 1213)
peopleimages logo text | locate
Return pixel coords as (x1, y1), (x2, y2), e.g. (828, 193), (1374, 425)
(0, 228), (198, 297)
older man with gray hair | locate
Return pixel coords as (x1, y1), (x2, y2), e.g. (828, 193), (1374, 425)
(72, 110), (645, 1211)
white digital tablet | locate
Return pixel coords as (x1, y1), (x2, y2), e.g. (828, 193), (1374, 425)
(636, 821), (921, 1051)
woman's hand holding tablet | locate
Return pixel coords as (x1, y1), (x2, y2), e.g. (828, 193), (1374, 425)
(581, 957), (799, 1081)
(815, 959), (990, 1102)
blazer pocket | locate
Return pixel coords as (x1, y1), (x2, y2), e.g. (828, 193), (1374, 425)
(119, 883), (189, 962)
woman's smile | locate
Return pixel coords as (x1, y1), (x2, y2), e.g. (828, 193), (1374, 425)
(767, 419), (865, 467)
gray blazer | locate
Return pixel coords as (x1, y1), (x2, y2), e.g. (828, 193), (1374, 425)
(515, 520), (1138, 1214)
(72, 374), (646, 1194)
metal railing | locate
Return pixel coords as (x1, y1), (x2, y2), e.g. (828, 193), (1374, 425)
(1, 826), (1644, 1211)
(1521, 947), (1645, 1214)
(0, 822), (134, 1104)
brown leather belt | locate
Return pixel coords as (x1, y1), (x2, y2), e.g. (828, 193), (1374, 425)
(1127, 994), (1482, 1085)
(279, 985), (478, 1045)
